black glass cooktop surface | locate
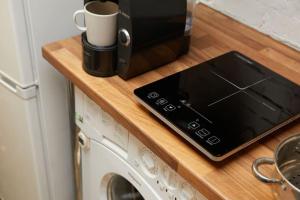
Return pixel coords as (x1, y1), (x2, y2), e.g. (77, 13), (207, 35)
(134, 51), (300, 161)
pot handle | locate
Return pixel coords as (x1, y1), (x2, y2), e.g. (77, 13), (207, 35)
(252, 157), (282, 184)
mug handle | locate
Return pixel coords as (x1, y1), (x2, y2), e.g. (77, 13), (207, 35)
(252, 157), (282, 184)
(73, 10), (87, 31)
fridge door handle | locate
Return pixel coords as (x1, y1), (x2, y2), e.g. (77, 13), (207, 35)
(16, 85), (37, 100)
(0, 74), (37, 100)
(0, 74), (17, 94)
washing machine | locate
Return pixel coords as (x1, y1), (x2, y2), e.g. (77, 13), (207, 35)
(74, 87), (207, 200)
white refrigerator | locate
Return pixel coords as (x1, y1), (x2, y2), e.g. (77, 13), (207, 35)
(0, 0), (81, 199)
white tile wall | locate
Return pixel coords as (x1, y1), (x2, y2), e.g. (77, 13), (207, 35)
(198, 0), (300, 50)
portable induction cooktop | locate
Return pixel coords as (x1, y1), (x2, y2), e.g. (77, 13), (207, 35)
(134, 51), (300, 161)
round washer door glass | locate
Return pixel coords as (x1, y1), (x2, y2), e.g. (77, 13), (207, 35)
(108, 175), (145, 200)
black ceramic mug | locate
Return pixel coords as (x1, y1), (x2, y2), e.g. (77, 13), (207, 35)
(81, 32), (117, 77)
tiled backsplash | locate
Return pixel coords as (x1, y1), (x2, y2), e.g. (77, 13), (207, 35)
(198, 0), (300, 50)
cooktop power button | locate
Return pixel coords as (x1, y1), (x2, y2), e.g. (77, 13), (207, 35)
(207, 136), (220, 145)
(196, 128), (210, 138)
(156, 98), (168, 105)
(188, 121), (200, 130)
(164, 104), (176, 111)
(147, 92), (159, 99)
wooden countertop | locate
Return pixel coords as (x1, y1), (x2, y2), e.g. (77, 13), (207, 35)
(42, 4), (300, 200)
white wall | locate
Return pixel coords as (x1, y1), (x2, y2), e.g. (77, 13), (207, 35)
(198, 0), (300, 51)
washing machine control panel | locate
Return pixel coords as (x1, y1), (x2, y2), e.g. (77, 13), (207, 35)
(129, 136), (208, 200)
(161, 165), (177, 190)
(180, 183), (197, 200)
(140, 148), (158, 177)
(75, 87), (207, 200)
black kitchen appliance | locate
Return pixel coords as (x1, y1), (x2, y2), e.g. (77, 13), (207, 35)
(134, 51), (300, 161)
(83, 0), (194, 79)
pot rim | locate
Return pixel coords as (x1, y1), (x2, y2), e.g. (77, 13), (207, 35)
(274, 134), (300, 192)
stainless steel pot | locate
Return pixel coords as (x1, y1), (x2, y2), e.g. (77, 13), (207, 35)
(252, 134), (300, 200)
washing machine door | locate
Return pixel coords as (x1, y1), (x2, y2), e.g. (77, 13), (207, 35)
(81, 137), (161, 200)
(107, 174), (144, 200)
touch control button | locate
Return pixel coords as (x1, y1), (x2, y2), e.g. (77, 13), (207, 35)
(140, 149), (158, 177)
(207, 136), (220, 145)
(164, 104), (176, 111)
(180, 183), (195, 200)
(147, 92), (159, 99)
(196, 128), (210, 138)
(188, 121), (200, 130)
(156, 98), (168, 105)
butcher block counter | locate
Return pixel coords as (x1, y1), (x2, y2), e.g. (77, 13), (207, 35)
(42, 4), (300, 200)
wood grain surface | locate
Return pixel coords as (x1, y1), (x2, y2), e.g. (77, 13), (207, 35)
(42, 4), (300, 200)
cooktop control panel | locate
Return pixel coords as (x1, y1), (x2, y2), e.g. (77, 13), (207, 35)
(134, 51), (300, 161)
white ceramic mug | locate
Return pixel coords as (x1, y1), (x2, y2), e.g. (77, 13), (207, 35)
(73, 1), (118, 47)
